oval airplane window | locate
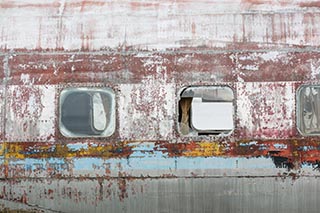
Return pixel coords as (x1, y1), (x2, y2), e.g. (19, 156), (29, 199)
(297, 85), (320, 136)
(59, 87), (115, 137)
(178, 86), (234, 136)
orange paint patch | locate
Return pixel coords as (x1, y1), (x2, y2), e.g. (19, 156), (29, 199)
(157, 139), (320, 167)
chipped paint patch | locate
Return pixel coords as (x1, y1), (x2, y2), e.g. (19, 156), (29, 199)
(310, 58), (320, 80)
(119, 81), (175, 140)
(5, 85), (56, 142)
(0, 86), (4, 141)
(180, 142), (222, 157)
(237, 82), (295, 139)
(0, 141), (132, 162)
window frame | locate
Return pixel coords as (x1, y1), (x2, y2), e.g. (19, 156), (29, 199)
(59, 87), (116, 138)
(177, 85), (235, 137)
(296, 84), (320, 136)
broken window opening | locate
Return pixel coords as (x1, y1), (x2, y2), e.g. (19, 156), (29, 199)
(178, 86), (234, 136)
(60, 88), (115, 137)
(297, 86), (320, 135)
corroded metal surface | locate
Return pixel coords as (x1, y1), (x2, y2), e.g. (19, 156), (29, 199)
(2, 0), (320, 212)
(6, 51), (320, 84)
(1, 177), (320, 213)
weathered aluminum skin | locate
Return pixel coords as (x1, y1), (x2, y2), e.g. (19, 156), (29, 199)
(1, 0), (320, 212)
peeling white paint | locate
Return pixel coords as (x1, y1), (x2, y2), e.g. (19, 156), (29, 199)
(0, 86), (4, 141)
(241, 64), (259, 71)
(1, 0), (320, 50)
(58, 0), (66, 17)
(119, 79), (175, 140)
(5, 85), (56, 142)
(310, 59), (320, 80)
(238, 52), (281, 63)
(259, 51), (281, 62)
(237, 82), (295, 139)
(20, 73), (32, 85)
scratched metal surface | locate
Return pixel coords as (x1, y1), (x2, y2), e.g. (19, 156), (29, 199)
(2, 0), (320, 212)
(1, 177), (320, 213)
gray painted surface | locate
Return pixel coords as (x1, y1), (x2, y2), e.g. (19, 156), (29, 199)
(0, 176), (319, 213)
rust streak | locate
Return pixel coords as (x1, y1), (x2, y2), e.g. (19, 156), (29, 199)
(300, 2), (320, 8)
(0, 1), (106, 9)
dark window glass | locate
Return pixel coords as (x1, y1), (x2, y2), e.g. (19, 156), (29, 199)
(59, 88), (115, 137)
